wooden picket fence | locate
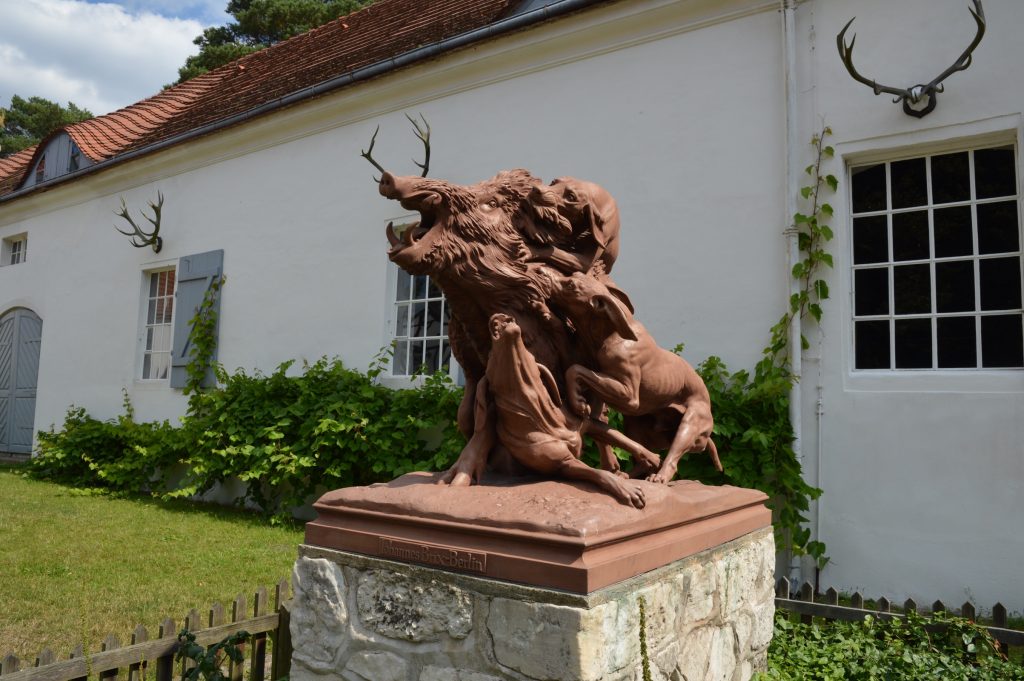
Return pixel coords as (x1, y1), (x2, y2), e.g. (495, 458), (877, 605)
(0, 580), (292, 681)
(775, 578), (1024, 656)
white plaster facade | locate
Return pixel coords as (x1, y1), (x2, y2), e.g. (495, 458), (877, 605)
(0, 0), (1020, 610)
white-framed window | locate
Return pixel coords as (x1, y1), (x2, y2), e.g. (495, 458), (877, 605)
(141, 268), (176, 380)
(1, 234), (27, 266)
(850, 144), (1022, 370)
(390, 267), (452, 376)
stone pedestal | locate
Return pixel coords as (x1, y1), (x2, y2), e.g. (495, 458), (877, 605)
(291, 473), (775, 681)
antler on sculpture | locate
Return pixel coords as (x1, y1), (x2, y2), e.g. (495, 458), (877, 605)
(360, 113), (431, 181)
(837, 0), (985, 118)
(115, 191), (163, 253)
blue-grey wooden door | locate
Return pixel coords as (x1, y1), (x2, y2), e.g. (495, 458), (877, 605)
(0, 308), (42, 454)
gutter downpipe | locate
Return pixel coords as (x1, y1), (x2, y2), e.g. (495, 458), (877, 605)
(0, 0), (604, 205)
(782, 0), (803, 585)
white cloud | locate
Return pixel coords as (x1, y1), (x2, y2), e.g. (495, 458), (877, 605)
(0, 0), (208, 116)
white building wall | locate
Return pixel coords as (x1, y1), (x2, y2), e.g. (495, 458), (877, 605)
(796, 0), (1024, 610)
(6, 0), (1016, 612)
(0, 0), (788, 436)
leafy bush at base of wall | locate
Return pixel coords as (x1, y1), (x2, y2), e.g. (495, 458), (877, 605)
(757, 613), (1024, 680)
(30, 352), (817, 545)
(31, 357), (462, 520)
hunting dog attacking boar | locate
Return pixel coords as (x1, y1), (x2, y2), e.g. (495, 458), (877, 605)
(363, 117), (718, 507)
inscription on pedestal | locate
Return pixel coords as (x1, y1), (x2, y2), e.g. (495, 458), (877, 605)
(377, 537), (488, 574)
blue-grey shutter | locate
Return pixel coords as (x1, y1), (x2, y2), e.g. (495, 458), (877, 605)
(170, 250), (224, 389)
(0, 309), (41, 454)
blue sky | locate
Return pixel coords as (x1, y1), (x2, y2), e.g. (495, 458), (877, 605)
(0, 0), (229, 117)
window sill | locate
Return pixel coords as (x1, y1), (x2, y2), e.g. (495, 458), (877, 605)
(844, 367), (1024, 394)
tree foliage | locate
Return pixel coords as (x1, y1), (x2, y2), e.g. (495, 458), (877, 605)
(0, 95), (92, 157)
(175, 0), (376, 83)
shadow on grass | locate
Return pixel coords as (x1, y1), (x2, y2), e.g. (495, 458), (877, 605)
(0, 462), (305, 531)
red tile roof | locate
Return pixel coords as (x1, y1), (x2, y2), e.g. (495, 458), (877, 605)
(0, 0), (528, 198)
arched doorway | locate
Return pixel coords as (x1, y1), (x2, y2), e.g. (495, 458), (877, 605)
(0, 308), (42, 455)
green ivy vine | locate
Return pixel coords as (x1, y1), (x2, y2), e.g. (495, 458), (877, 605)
(673, 125), (836, 567)
(184, 275), (226, 398)
(764, 124), (837, 367)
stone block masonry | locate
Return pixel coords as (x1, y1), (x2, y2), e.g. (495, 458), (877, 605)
(289, 527), (774, 681)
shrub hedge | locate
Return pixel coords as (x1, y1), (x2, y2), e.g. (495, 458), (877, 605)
(30, 350), (817, 555)
(758, 612), (1024, 680)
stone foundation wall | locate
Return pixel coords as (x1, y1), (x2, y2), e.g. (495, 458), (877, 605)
(290, 527), (774, 681)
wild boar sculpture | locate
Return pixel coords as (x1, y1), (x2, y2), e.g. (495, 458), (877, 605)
(363, 120), (718, 508)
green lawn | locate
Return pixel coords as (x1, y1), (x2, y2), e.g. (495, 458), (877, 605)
(0, 465), (303, 662)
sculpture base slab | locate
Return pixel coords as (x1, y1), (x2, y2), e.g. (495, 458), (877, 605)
(306, 472), (770, 594)
(291, 527), (775, 681)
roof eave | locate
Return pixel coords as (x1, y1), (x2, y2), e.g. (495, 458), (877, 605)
(0, 0), (608, 206)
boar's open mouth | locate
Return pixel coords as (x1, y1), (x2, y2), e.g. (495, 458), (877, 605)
(385, 190), (442, 256)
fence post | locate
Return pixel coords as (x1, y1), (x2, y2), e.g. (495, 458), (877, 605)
(128, 625), (149, 681)
(250, 587), (269, 681)
(798, 582), (814, 624)
(155, 618), (176, 681)
(34, 649), (56, 668)
(1, 654), (19, 675)
(99, 634), (121, 681)
(69, 644), (87, 681)
(270, 580), (292, 681)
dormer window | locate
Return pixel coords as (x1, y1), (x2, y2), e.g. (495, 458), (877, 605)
(35, 155), (46, 184)
(69, 145), (81, 173)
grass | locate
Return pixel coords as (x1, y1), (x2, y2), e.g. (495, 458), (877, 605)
(0, 465), (303, 662)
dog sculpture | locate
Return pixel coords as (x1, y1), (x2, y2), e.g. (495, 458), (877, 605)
(552, 272), (723, 483)
(483, 313), (647, 508)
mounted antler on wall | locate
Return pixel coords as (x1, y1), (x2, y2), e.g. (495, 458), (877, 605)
(114, 191), (164, 253)
(360, 113), (431, 182)
(837, 0), (986, 118)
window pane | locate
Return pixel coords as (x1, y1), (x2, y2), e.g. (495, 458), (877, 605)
(153, 325), (172, 353)
(145, 327), (155, 351)
(934, 206), (973, 258)
(147, 299), (156, 325)
(979, 257), (1022, 310)
(853, 215), (888, 264)
(895, 318), (932, 368)
(855, 320), (890, 369)
(149, 273), (158, 297)
(892, 211), (929, 261)
(414, 275), (428, 299)
(977, 201), (1019, 254)
(426, 300), (443, 336)
(394, 303), (409, 337)
(409, 340), (425, 374)
(424, 339), (442, 372)
(440, 341), (451, 371)
(143, 354), (152, 378)
(975, 147), (1016, 199)
(396, 271), (411, 301)
(441, 304), (450, 336)
(891, 158), (927, 209)
(931, 151), (970, 204)
(852, 163), (886, 213)
(428, 276), (441, 298)
(855, 268), (889, 316)
(935, 261), (974, 312)
(981, 314), (1024, 367)
(392, 340), (409, 375)
(893, 264), (930, 314)
(937, 316), (977, 368)
(152, 354), (170, 380)
(410, 302), (426, 337)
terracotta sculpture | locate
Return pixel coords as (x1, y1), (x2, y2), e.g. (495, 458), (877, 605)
(551, 272), (722, 483)
(366, 123), (718, 505)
